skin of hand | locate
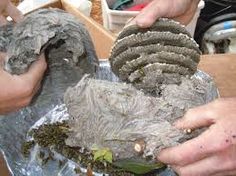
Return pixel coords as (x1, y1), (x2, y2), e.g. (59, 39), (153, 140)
(0, 53), (47, 114)
(0, 0), (23, 25)
(157, 98), (236, 176)
(0, 1), (47, 114)
(130, 0), (200, 27)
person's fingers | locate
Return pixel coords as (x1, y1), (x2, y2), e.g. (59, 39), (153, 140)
(0, 52), (7, 66)
(21, 53), (47, 86)
(0, 82), (41, 114)
(175, 98), (236, 130)
(134, 0), (169, 28)
(173, 15), (195, 26)
(5, 2), (23, 23)
(0, 54), (46, 101)
(0, 52), (6, 59)
(0, 15), (8, 26)
(172, 0), (199, 26)
(0, 82), (40, 108)
(125, 17), (136, 26)
(174, 104), (217, 130)
(171, 146), (236, 176)
(157, 124), (231, 166)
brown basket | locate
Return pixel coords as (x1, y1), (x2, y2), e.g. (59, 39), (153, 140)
(11, 0), (20, 6)
(90, 0), (103, 25)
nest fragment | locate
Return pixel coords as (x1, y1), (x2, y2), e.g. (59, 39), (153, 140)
(64, 76), (204, 160)
(116, 18), (192, 40)
(4, 8), (98, 75)
(109, 19), (201, 93)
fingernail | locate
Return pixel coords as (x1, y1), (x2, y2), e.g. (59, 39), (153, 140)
(134, 13), (147, 26)
(136, 18), (147, 28)
(125, 17), (135, 26)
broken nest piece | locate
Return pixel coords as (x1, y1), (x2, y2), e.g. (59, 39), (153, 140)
(4, 8), (98, 75)
(109, 18), (201, 93)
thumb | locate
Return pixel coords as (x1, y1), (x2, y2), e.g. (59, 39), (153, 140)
(6, 2), (23, 23)
(0, 15), (8, 26)
(134, 0), (168, 28)
(0, 52), (7, 60)
(174, 104), (217, 130)
(21, 54), (47, 85)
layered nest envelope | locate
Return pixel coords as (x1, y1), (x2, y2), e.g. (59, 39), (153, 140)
(0, 8), (218, 176)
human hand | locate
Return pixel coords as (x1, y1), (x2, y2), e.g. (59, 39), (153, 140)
(0, 53), (47, 114)
(0, 0), (23, 25)
(157, 98), (236, 176)
(131, 0), (200, 28)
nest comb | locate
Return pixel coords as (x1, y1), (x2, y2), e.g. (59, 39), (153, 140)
(109, 18), (201, 92)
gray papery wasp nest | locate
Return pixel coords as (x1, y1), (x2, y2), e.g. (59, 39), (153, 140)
(64, 19), (216, 163)
(4, 8), (98, 75)
(109, 18), (201, 94)
(1, 11), (217, 174)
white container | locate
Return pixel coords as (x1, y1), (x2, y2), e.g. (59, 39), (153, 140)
(17, 0), (57, 14)
(64, 0), (92, 16)
(102, 0), (205, 36)
(18, 0), (92, 17)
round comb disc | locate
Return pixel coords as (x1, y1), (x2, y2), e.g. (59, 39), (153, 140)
(109, 18), (201, 92)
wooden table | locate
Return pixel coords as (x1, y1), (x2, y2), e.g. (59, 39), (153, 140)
(199, 54), (236, 97)
(0, 153), (10, 176)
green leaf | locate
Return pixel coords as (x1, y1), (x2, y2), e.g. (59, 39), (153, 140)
(93, 149), (106, 161)
(93, 148), (113, 163)
(104, 151), (113, 163)
(113, 159), (165, 175)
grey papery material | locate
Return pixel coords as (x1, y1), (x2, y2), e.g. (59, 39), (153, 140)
(0, 24), (13, 52)
(0, 8), (99, 176)
(0, 13), (218, 176)
(119, 52), (197, 81)
(4, 8), (98, 75)
(110, 31), (201, 60)
(64, 73), (217, 161)
(116, 18), (192, 40)
(0, 66), (218, 176)
(109, 19), (202, 94)
(111, 44), (200, 76)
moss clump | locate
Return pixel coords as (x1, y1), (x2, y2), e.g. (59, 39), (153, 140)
(21, 140), (35, 157)
(22, 120), (165, 175)
(74, 167), (82, 174)
(31, 121), (69, 147)
(21, 121), (135, 175)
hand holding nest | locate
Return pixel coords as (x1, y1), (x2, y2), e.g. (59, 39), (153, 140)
(0, 2), (47, 114)
(132, 0), (200, 27)
(0, 0), (23, 25)
(158, 98), (236, 176)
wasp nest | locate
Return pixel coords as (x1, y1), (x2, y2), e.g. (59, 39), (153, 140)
(4, 8), (98, 75)
(18, 17), (218, 175)
(64, 74), (214, 162)
(110, 19), (201, 93)
(0, 24), (13, 52)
